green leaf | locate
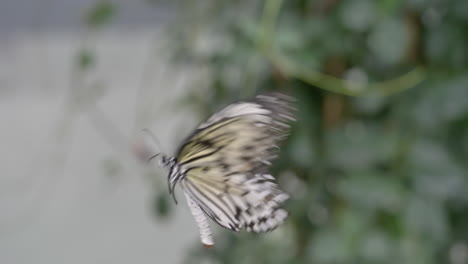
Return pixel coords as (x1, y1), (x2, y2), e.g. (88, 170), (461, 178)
(339, 0), (377, 32)
(404, 195), (449, 244)
(408, 140), (467, 202)
(368, 17), (409, 65)
(337, 171), (405, 212)
(76, 49), (95, 70)
(309, 229), (352, 263)
(411, 77), (468, 130)
(327, 123), (398, 170)
(153, 193), (171, 218)
(86, 1), (116, 28)
(359, 230), (395, 262)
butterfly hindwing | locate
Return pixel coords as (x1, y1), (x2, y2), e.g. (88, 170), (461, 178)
(181, 169), (289, 232)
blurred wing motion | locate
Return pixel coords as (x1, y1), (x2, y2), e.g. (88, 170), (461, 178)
(176, 93), (295, 233)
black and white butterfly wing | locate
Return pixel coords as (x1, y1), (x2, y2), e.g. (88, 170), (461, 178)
(176, 93), (295, 233)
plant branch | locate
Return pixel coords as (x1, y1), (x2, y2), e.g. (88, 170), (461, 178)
(256, 0), (426, 96)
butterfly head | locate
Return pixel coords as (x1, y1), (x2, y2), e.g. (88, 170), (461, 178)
(158, 155), (176, 168)
(148, 153), (180, 203)
(155, 155), (180, 204)
(147, 153), (174, 168)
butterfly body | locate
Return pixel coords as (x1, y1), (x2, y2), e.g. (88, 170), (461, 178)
(156, 93), (295, 246)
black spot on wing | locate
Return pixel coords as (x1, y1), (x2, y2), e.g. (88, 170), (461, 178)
(243, 145), (255, 151)
(240, 156), (251, 162)
(234, 207), (242, 220)
(220, 163), (230, 171)
(198, 140), (213, 148)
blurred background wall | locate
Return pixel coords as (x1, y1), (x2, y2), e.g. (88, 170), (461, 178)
(1, 0), (468, 264)
(0, 1), (202, 263)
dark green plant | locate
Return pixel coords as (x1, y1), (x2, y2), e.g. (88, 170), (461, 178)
(157, 0), (468, 263)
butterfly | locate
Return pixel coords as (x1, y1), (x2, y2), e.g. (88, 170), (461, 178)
(151, 93), (295, 247)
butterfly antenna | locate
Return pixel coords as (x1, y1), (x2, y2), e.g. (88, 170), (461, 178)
(142, 128), (178, 204)
(142, 128), (165, 160)
(147, 153), (160, 164)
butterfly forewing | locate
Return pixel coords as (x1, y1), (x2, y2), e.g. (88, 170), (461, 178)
(175, 93), (295, 232)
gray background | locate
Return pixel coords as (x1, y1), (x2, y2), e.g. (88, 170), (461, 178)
(0, 1), (200, 263)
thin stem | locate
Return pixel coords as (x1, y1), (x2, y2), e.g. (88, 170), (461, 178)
(266, 50), (426, 97)
(255, 0), (426, 97)
(240, 0), (284, 98)
(258, 0), (283, 50)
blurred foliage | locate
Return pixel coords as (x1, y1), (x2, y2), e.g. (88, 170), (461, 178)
(156, 0), (468, 263)
(85, 1), (116, 29)
(85, 0), (468, 263)
(76, 49), (96, 70)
